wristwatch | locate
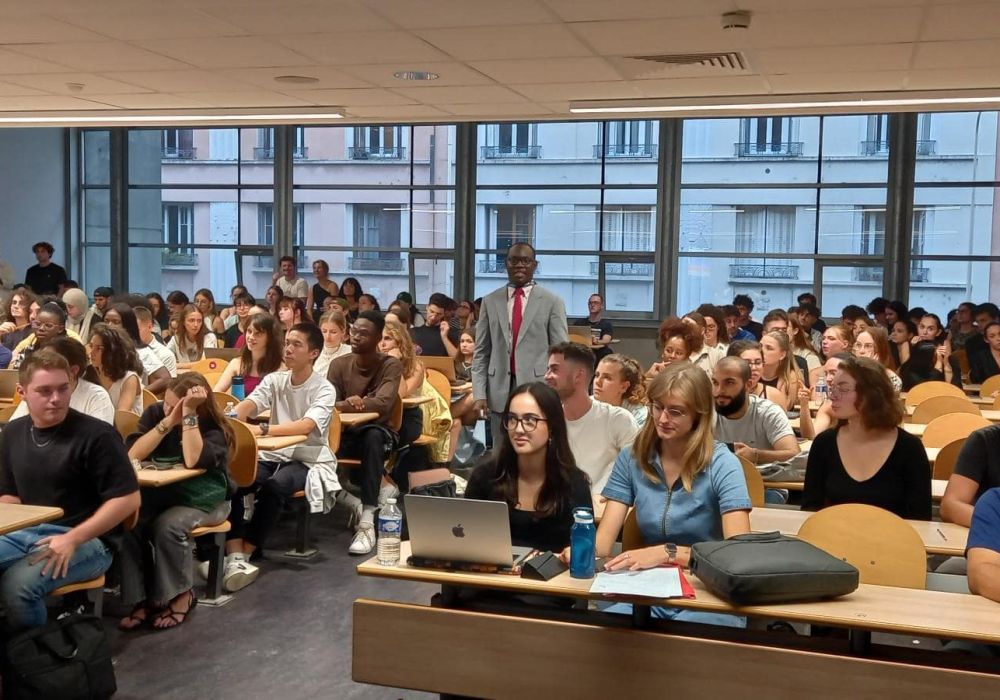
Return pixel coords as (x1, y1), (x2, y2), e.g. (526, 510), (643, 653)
(182, 414), (198, 428)
(663, 542), (678, 565)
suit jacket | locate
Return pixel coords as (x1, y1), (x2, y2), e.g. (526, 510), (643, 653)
(472, 284), (568, 413)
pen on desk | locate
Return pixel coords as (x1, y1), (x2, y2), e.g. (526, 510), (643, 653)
(937, 528), (948, 541)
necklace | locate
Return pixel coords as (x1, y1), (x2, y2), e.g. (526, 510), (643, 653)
(30, 424), (59, 448)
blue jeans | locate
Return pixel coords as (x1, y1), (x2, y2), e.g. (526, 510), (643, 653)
(0, 524), (113, 629)
(604, 601), (747, 628)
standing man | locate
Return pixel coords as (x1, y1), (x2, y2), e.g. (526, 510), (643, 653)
(273, 255), (308, 302)
(574, 293), (614, 364)
(473, 243), (568, 442)
(24, 242), (68, 296)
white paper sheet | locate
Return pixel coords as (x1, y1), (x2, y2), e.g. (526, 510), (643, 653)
(589, 567), (683, 598)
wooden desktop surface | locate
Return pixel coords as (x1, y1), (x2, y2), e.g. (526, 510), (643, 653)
(403, 395), (433, 408)
(136, 468), (205, 487)
(256, 434), (308, 450)
(0, 503), (63, 535)
(340, 412), (379, 427)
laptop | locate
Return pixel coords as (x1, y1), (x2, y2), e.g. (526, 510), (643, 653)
(404, 494), (533, 568)
(204, 347), (240, 361)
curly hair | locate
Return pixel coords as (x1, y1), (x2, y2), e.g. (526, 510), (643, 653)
(657, 316), (698, 358)
(89, 323), (143, 381)
(599, 353), (647, 405)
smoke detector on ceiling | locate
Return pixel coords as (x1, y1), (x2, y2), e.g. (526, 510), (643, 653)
(721, 10), (751, 30)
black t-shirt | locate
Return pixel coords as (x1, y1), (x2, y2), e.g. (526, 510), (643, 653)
(24, 262), (67, 296)
(954, 425), (1000, 502)
(410, 323), (460, 358)
(464, 460), (592, 552)
(125, 403), (230, 476)
(0, 409), (138, 529)
(573, 318), (614, 361)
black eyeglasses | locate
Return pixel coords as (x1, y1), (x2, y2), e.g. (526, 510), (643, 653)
(506, 256), (535, 267)
(502, 413), (546, 432)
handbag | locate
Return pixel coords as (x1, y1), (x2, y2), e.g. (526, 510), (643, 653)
(2, 614), (117, 700)
(689, 531), (859, 605)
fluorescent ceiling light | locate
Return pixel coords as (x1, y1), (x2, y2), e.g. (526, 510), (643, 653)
(0, 107), (344, 126)
(570, 90), (1000, 116)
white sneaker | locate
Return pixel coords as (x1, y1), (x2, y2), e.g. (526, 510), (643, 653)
(222, 554), (259, 592)
(196, 559), (210, 582)
(378, 483), (400, 508)
(349, 524), (376, 555)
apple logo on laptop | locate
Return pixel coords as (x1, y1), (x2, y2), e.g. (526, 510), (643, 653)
(452, 524), (465, 538)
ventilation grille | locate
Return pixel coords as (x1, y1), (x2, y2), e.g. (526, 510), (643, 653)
(632, 52), (747, 70)
(612, 51), (750, 80)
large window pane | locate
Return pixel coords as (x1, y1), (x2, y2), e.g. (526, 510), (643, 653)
(301, 248), (410, 308)
(819, 264), (885, 316)
(680, 189), (817, 255)
(128, 128), (243, 186)
(83, 245), (111, 293)
(477, 122), (602, 186)
(82, 131), (110, 186)
(412, 258), (455, 308)
(914, 112), (998, 183)
(912, 187), (997, 257)
(816, 189), (890, 255)
(909, 259), (1000, 312)
(473, 254), (599, 319)
(676, 256), (813, 316)
(820, 114), (890, 183)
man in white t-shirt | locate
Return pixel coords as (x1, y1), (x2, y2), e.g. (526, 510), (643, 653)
(134, 306), (177, 377)
(273, 255), (308, 301)
(545, 342), (638, 495)
(712, 356), (799, 464)
(224, 323), (338, 592)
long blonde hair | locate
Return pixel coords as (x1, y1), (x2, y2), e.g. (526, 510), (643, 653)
(383, 320), (419, 378)
(763, 330), (800, 397)
(632, 362), (715, 492)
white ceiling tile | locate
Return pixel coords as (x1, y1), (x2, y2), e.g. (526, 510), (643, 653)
(635, 75), (773, 97)
(469, 57), (622, 84)
(365, 0), (554, 28)
(0, 82), (48, 97)
(170, 90), (317, 107)
(913, 39), (1000, 68)
(279, 88), (417, 106)
(338, 62), (494, 87)
(392, 84), (527, 104)
(753, 44), (915, 73)
(0, 48), (74, 74)
(345, 104), (448, 119)
(508, 81), (645, 101)
(276, 31), (449, 64)
(908, 67), (1000, 88)
(740, 0), (923, 9)
(415, 24), (593, 60)
(746, 8), (922, 48)
(101, 70), (260, 92)
(921, 3), (1000, 40)
(133, 37), (312, 69)
(767, 70), (909, 93)
(219, 66), (372, 90)
(2, 73), (155, 95)
(0, 17), (108, 43)
(571, 17), (744, 55)
(0, 95), (114, 111)
(76, 93), (214, 109)
(10, 42), (191, 72)
(544, 0), (734, 22)
(439, 102), (555, 116)
(200, 1), (392, 33)
(56, 10), (248, 40)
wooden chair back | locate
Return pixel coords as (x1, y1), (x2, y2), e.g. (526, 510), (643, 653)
(328, 409), (342, 454)
(184, 357), (227, 376)
(922, 412), (992, 448)
(203, 372), (223, 389)
(425, 369), (452, 405)
(227, 418), (259, 488)
(911, 395), (980, 424)
(114, 410), (140, 441)
(737, 455), (766, 508)
(904, 380), (967, 407)
(0, 405), (16, 425)
(980, 374), (1000, 400)
(797, 504), (927, 589)
(0, 369), (18, 398)
(992, 393), (1000, 411)
(932, 437), (966, 480)
(621, 508), (645, 552)
(389, 396), (403, 432)
(213, 391), (238, 412)
(419, 355), (456, 381)
(141, 389), (158, 409)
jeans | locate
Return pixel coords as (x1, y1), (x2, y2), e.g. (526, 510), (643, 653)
(229, 461), (308, 550)
(0, 524), (113, 630)
(604, 601), (747, 628)
(340, 428), (396, 507)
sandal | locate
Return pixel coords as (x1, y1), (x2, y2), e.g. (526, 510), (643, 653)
(119, 602), (151, 631)
(152, 590), (197, 630)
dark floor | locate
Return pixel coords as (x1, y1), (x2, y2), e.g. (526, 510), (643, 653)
(104, 505), (437, 700)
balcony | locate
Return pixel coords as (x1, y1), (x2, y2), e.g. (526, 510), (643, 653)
(860, 140), (937, 156)
(162, 251), (198, 268)
(253, 147), (309, 160)
(161, 147), (196, 159)
(348, 257), (404, 272)
(481, 145), (541, 159)
(854, 267), (930, 283)
(729, 263), (799, 279)
(478, 259), (506, 273)
(350, 145), (406, 160)
(734, 141), (804, 158)
(594, 143), (657, 158)
(589, 261), (654, 276)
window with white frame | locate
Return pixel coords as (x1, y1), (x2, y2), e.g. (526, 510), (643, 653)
(487, 205), (535, 270)
(161, 129), (194, 159)
(255, 128), (306, 159)
(601, 121), (656, 158)
(351, 205), (402, 270)
(737, 117), (801, 156)
(602, 205), (653, 251)
(351, 126), (404, 159)
(257, 204), (305, 267)
(483, 123), (538, 159)
(162, 203), (193, 256)
(735, 205), (794, 254)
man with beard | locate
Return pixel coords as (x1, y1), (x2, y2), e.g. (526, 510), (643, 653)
(711, 357), (799, 466)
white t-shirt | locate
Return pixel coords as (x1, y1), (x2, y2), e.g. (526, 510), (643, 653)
(12, 379), (115, 425)
(714, 394), (794, 450)
(312, 343), (352, 378)
(566, 398), (639, 495)
(109, 371), (143, 415)
(149, 339), (178, 376)
(166, 333), (218, 363)
(248, 369), (337, 470)
(277, 276), (309, 299)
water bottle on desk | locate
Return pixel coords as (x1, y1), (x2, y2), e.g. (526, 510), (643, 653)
(231, 376), (245, 401)
(377, 498), (402, 566)
(224, 402), (237, 419)
(570, 508), (596, 579)
(814, 375), (828, 406)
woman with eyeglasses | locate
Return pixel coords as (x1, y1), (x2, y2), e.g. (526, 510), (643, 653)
(851, 325), (902, 394)
(464, 382), (591, 552)
(801, 356), (931, 519)
(576, 362), (752, 627)
(1, 288), (35, 350)
(726, 340), (785, 407)
(9, 300), (73, 370)
(646, 317), (699, 379)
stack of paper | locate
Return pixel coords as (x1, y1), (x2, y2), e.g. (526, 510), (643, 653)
(590, 567), (683, 598)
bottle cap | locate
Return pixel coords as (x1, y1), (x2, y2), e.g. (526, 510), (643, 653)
(387, 498), (397, 505)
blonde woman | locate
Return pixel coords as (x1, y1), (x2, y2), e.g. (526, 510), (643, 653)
(593, 353), (648, 427)
(166, 304), (218, 368)
(567, 362), (751, 627)
(852, 325), (903, 394)
(313, 310), (351, 377)
(759, 330), (800, 411)
(811, 324), (854, 386)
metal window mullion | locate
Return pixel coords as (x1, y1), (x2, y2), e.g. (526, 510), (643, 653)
(274, 126), (294, 261)
(454, 123), (477, 302)
(884, 113), (918, 301)
(110, 128), (128, 291)
(657, 119), (683, 317)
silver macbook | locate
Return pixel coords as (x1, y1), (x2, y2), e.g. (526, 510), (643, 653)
(405, 494), (531, 566)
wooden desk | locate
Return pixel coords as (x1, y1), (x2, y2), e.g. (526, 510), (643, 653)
(749, 507), (967, 557)
(256, 434), (307, 450)
(0, 503), (63, 535)
(905, 405), (1000, 422)
(340, 412), (379, 428)
(403, 395), (433, 408)
(904, 423), (925, 437)
(763, 479), (948, 503)
(136, 468), (205, 487)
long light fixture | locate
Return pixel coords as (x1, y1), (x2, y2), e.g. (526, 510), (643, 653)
(570, 90), (1000, 116)
(0, 107), (344, 127)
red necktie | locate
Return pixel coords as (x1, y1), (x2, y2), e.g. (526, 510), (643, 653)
(510, 287), (524, 376)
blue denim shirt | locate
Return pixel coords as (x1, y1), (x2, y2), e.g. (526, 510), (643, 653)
(602, 441), (752, 545)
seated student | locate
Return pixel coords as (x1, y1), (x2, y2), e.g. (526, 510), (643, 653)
(165, 303), (218, 367)
(574, 293), (614, 363)
(312, 309), (351, 377)
(119, 374), (232, 630)
(1, 287), (35, 351)
(448, 327), (481, 462)
(801, 356), (931, 520)
(409, 292), (460, 358)
(62, 287), (97, 344)
(465, 382), (591, 552)
(646, 317), (699, 378)
(194, 288), (226, 336)
(577, 362), (752, 627)
(898, 340), (946, 392)
(796, 352), (850, 439)
(222, 292), (256, 348)
(593, 353), (649, 428)
(682, 312), (722, 373)
(220, 285), (249, 330)
(967, 488), (1000, 603)
(326, 311), (402, 555)
(758, 329), (800, 411)
(916, 312), (963, 388)
(12, 335), (114, 425)
(727, 340), (785, 407)
(214, 313), (283, 395)
(277, 296), (308, 333)
(88, 323), (144, 415)
(711, 357), (800, 465)
(134, 305), (178, 377)
(0, 349), (140, 630)
(889, 318), (916, 368)
(545, 342), (638, 495)
(852, 325), (902, 393)
(104, 303), (172, 394)
(941, 424), (1000, 528)
(224, 323), (338, 591)
(9, 299), (77, 370)
(965, 302), (1000, 359)
(164, 290), (191, 338)
(696, 304), (728, 354)
(969, 321), (1000, 385)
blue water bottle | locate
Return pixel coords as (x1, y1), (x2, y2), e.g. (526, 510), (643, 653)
(231, 376), (245, 401)
(570, 508), (596, 579)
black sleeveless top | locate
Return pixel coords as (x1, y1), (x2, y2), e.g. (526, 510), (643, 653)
(312, 283), (333, 320)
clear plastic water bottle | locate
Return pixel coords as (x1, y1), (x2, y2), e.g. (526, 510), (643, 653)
(224, 401), (237, 419)
(377, 498), (402, 566)
(231, 376), (245, 401)
(814, 375), (829, 406)
(570, 508), (596, 579)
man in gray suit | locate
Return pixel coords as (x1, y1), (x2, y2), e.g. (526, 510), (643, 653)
(472, 242), (568, 442)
